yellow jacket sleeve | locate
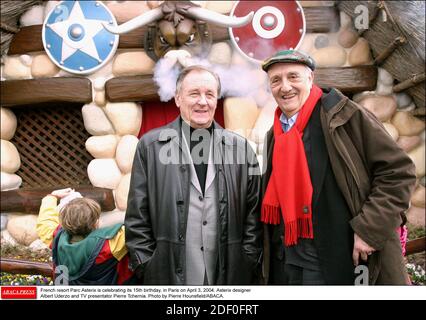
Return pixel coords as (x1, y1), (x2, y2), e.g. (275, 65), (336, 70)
(109, 226), (128, 261)
(36, 195), (60, 246)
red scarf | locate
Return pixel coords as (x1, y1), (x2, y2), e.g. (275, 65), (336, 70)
(261, 85), (323, 246)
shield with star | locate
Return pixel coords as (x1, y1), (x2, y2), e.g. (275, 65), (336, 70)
(42, 1), (119, 75)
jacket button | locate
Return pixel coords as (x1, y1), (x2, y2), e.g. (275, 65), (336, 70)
(180, 166), (186, 172)
(176, 268), (182, 274)
(198, 195), (203, 201)
(179, 234), (184, 241)
(202, 221), (207, 226)
(200, 246), (204, 251)
(303, 206), (309, 214)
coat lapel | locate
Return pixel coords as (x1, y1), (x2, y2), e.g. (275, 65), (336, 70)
(308, 102), (329, 209)
(205, 139), (216, 192)
(262, 128), (274, 195)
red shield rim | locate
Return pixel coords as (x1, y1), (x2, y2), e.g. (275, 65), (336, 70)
(229, 1), (306, 63)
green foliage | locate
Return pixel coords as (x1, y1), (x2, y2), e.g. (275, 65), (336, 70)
(407, 224), (426, 240)
(1, 243), (53, 285)
(0, 243), (51, 262)
(406, 263), (426, 285)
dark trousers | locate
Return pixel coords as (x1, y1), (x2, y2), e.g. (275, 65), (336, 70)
(269, 246), (326, 285)
(284, 264), (326, 285)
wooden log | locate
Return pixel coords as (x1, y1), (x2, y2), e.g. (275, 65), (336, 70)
(7, 24), (228, 55)
(1, 258), (53, 277)
(7, 25), (42, 54)
(105, 66), (378, 102)
(7, 25), (224, 54)
(314, 66), (378, 93)
(406, 237), (426, 256)
(1, 186), (116, 214)
(118, 26), (230, 49)
(0, 78), (92, 107)
(304, 6), (340, 33)
(105, 75), (159, 102)
(7, 7), (339, 55)
(374, 36), (407, 65)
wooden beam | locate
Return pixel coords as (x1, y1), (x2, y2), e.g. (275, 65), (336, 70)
(7, 24), (228, 55)
(406, 237), (426, 256)
(0, 78), (92, 107)
(1, 68), (375, 107)
(105, 66), (378, 103)
(1, 258), (52, 277)
(7, 25), (43, 54)
(304, 6), (340, 33)
(314, 66), (378, 93)
(1, 186), (116, 214)
(7, 7), (339, 55)
(105, 75), (159, 102)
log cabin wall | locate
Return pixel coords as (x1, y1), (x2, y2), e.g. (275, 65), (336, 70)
(0, 1), (424, 248)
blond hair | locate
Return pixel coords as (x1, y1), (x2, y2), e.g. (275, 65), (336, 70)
(59, 198), (101, 237)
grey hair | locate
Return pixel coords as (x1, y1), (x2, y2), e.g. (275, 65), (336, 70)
(175, 65), (221, 96)
(305, 65), (313, 75)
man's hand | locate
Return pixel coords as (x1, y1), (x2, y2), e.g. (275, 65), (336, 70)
(51, 188), (75, 199)
(353, 233), (376, 266)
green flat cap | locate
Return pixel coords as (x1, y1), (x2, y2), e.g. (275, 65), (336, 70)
(262, 50), (316, 72)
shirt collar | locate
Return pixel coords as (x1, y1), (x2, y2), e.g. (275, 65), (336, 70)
(279, 112), (299, 131)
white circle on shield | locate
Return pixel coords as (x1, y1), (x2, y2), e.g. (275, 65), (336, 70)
(252, 6), (285, 39)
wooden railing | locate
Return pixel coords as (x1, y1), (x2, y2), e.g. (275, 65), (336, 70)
(406, 237), (426, 256)
(1, 237), (424, 278)
(1, 186), (116, 214)
(1, 258), (52, 277)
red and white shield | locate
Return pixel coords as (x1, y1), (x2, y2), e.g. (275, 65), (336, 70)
(229, 1), (306, 62)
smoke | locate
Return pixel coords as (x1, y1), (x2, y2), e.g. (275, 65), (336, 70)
(153, 49), (272, 107)
(153, 54), (211, 102)
(214, 64), (269, 99)
(239, 37), (281, 62)
(153, 57), (181, 102)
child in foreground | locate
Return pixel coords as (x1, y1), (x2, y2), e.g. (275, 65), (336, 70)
(36, 188), (136, 285)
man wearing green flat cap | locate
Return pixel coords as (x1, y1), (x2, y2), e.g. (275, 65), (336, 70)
(260, 49), (416, 285)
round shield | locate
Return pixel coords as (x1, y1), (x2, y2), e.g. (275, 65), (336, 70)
(42, 1), (119, 75)
(229, 1), (305, 63)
